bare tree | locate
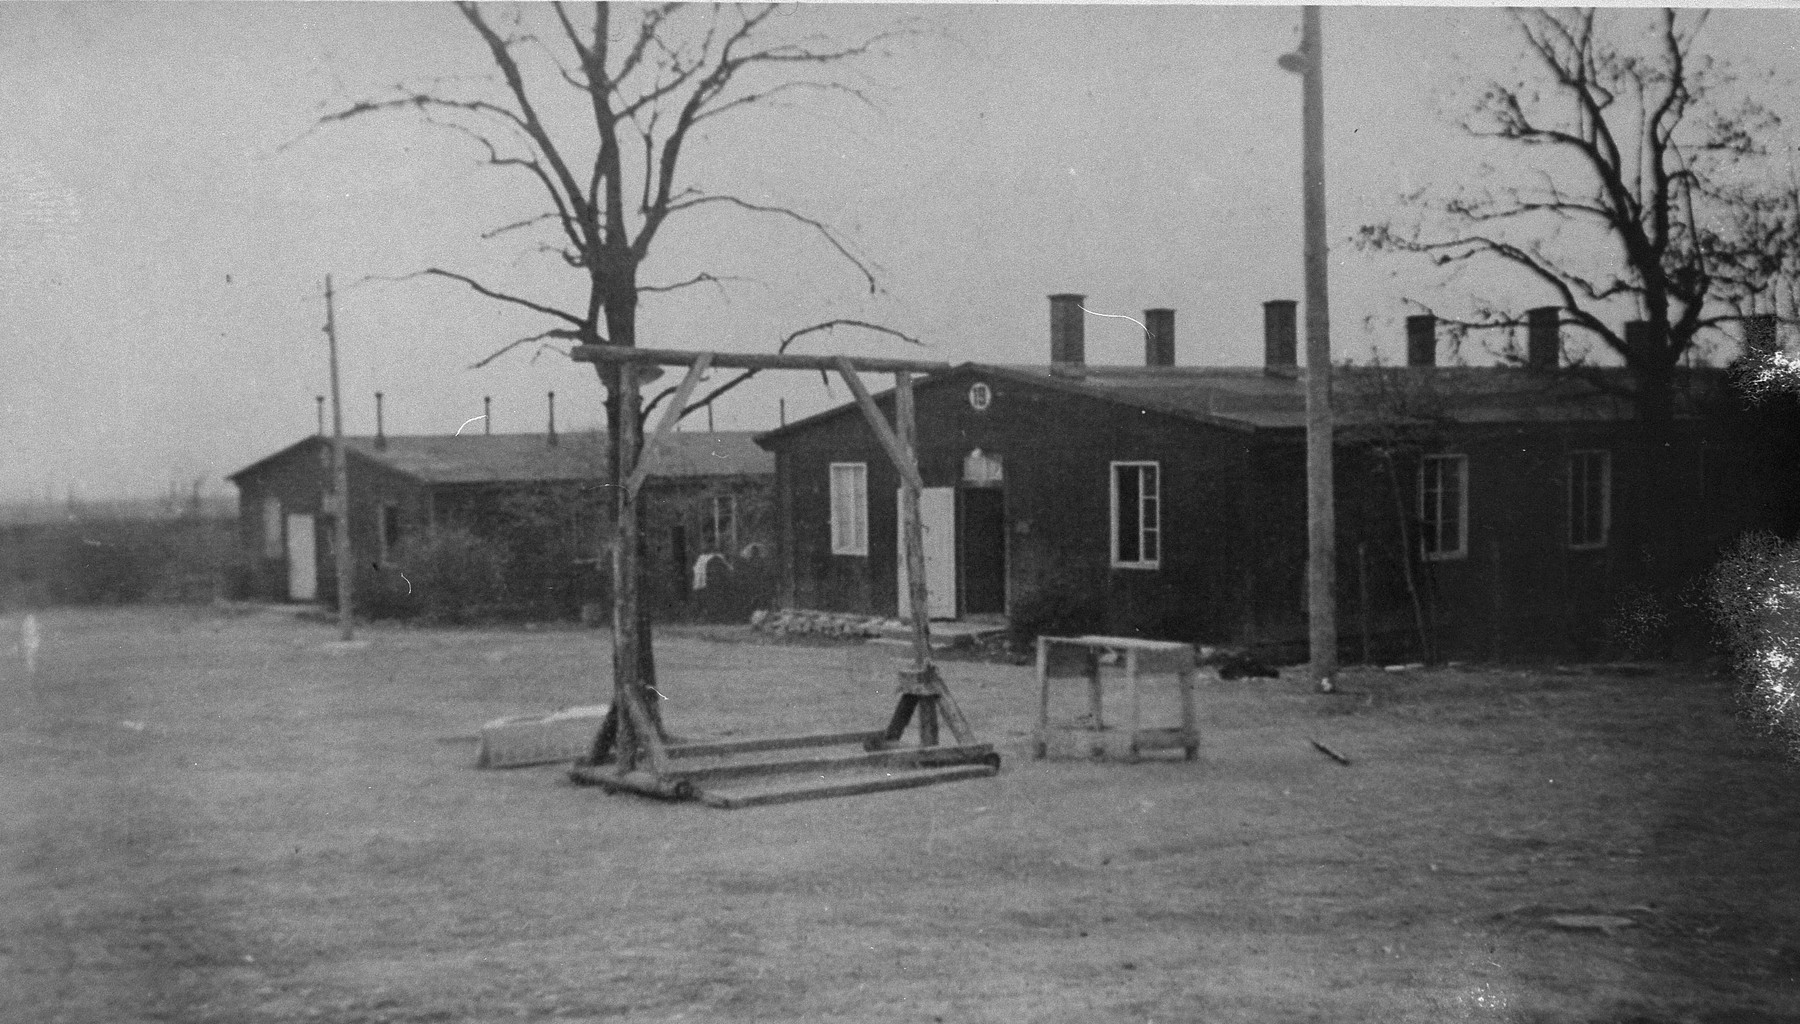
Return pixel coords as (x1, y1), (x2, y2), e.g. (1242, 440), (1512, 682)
(1359, 8), (1789, 424)
(322, 2), (912, 731)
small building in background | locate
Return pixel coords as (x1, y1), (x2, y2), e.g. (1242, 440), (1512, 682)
(227, 430), (773, 621)
(756, 296), (1783, 661)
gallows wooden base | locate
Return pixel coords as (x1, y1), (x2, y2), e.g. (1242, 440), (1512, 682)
(571, 671), (999, 809)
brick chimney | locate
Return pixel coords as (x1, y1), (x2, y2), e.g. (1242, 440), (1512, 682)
(1406, 314), (1437, 367)
(546, 391), (558, 446)
(483, 396), (492, 435)
(1145, 308), (1175, 368)
(1745, 314), (1779, 357)
(1526, 306), (1560, 371)
(1049, 293), (1085, 366)
(374, 391), (386, 449)
(1263, 299), (1297, 371)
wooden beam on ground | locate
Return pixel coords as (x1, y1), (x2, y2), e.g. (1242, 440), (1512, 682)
(691, 762), (998, 810)
(836, 359), (926, 493)
(573, 344), (949, 375)
(665, 730), (884, 760)
(625, 352), (711, 502)
(569, 765), (694, 800)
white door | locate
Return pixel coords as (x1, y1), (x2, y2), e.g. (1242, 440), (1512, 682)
(286, 513), (317, 601)
(897, 488), (956, 620)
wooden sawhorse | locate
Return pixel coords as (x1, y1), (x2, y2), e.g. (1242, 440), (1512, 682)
(1034, 635), (1199, 761)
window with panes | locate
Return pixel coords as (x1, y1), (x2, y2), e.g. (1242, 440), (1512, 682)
(1418, 454), (1468, 560)
(1110, 461), (1161, 569)
(829, 463), (868, 556)
(1568, 450), (1610, 549)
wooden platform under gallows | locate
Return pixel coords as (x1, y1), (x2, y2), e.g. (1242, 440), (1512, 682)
(573, 727), (1001, 809)
(566, 345), (1000, 807)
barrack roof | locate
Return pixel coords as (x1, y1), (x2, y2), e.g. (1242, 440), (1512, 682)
(756, 362), (1710, 444)
(229, 431), (771, 485)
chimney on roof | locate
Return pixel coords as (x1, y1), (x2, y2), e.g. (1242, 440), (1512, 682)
(1406, 314), (1438, 368)
(1527, 306), (1561, 371)
(375, 391), (386, 449)
(1746, 313), (1779, 357)
(316, 396), (325, 437)
(546, 391), (558, 446)
(1145, 308), (1175, 368)
(483, 396), (492, 435)
(1049, 293), (1085, 366)
(1263, 299), (1297, 371)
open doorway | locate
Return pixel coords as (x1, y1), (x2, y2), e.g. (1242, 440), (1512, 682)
(959, 488), (1006, 616)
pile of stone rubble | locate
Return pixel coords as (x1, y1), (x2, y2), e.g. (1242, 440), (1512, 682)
(749, 608), (906, 638)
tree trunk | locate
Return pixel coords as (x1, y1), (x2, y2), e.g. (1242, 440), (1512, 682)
(1632, 357), (1678, 429)
(595, 264), (664, 743)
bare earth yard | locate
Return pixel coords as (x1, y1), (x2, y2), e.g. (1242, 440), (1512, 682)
(2, 606), (1797, 1024)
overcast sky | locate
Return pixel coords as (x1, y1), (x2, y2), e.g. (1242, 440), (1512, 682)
(2, 3), (1797, 504)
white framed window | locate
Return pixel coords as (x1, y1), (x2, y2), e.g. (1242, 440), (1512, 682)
(1110, 461), (1161, 569)
(1568, 449), (1611, 550)
(1419, 454), (1468, 561)
(829, 463), (868, 556)
(704, 493), (739, 553)
(261, 495), (283, 558)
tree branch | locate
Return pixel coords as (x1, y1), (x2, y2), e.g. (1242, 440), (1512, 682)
(631, 8), (893, 264)
(412, 268), (588, 327)
(636, 271), (753, 295)
(691, 79), (876, 126)
(659, 194), (880, 293)
(480, 212), (563, 241)
(775, 318), (922, 350)
(467, 328), (583, 370)
(672, 319), (924, 423)
(319, 92), (531, 138)
(455, 3), (596, 240)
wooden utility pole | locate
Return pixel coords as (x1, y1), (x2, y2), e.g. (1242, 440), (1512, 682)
(324, 276), (354, 641)
(1283, 6), (1337, 690)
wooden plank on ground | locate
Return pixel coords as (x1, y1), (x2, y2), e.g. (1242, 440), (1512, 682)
(568, 765), (695, 800)
(665, 730), (885, 759)
(694, 763), (999, 810)
(666, 743), (997, 784)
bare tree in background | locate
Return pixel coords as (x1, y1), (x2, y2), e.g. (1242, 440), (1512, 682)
(323, 2), (914, 726)
(1359, 7), (1793, 425)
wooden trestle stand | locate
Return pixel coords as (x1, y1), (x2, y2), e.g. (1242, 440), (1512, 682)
(567, 346), (1000, 808)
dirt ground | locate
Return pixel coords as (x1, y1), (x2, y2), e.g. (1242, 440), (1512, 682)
(2, 606), (1797, 1024)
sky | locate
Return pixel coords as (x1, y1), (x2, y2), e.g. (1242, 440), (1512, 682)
(2, 2), (1798, 504)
